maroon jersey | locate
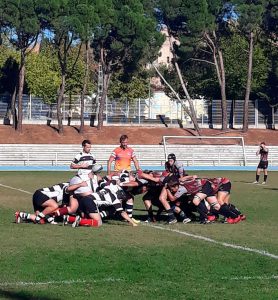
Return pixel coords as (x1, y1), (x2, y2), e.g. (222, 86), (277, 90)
(179, 178), (207, 195)
(208, 177), (230, 194)
(259, 148), (268, 161)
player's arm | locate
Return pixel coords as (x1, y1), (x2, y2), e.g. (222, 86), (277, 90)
(107, 155), (115, 175)
(67, 181), (87, 192)
(70, 159), (89, 170)
(179, 175), (197, 182)
(137, 170), (160, 182)
(132, 156), (140, 171)
(120, 181), (139, 187)
(166, 188), (177, 202)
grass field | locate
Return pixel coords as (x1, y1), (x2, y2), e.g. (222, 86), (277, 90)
(0, 170), (278, 300)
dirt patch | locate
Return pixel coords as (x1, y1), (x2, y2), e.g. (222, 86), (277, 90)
(0, 124), (277, 145)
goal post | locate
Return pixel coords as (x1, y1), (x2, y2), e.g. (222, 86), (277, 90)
(162, 136), (247, 166)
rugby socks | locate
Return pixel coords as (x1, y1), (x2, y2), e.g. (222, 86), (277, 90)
(100, 210), (110, 219)
(228, 203), (241, 217)
(219, 204), (237, 218)
(79, 218), (101, 227)
(196, 202), (208, 221)
(34, 212), (46, 224)
(167, 208), (176, 221)
(125, 203), (133, 218)
(256, 174), (260, 182)
(147, 206), (154, 219)
(66, 215), (101, 227)
(55, 207), (69, 217)
(67, 215), (76, 223)
(264, 175), (268, 182)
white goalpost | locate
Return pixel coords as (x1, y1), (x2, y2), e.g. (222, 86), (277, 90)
(162, 136), (247, 166)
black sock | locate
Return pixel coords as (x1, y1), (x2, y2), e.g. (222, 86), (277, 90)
(167, 209), (175, 219)
(210, 208), (219, 218)
(196, 202), (208, 221)
(228, 203), (241, 216)
(264, 175), (268, 182)
(220, 204), (237, 218)
(256, 174), (259, 182)
(148, 206), (154, 218)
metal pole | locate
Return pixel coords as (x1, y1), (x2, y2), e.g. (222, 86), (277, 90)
(241, 137), (247, 166)
(106, 96), (108, 123)
(255, 99), (258, 128)
(29, 94), (32, 119)
(138, 98), (141, 124)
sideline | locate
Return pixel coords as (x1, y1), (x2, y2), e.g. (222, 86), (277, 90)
(0, 278), (123, 287)
(146, 224), (278, 260)
(222, 275), (278, 281)
(0, 183), (32, 194)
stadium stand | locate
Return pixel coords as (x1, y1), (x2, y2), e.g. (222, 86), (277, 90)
(1, 144), (278, 167)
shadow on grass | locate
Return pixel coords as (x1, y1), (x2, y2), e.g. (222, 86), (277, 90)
(0, 289), (61, 300)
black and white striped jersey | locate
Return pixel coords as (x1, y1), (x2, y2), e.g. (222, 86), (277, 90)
(69, 174), (100, 194)
(72, 151), (96, 176)
(39, 183), (69, 205)
(93, 180), (124, 212)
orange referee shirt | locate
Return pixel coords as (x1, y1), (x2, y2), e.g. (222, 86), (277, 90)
(111, 146), (136, 172)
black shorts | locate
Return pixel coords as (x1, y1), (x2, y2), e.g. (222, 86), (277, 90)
(142, 186), (164, 208)
(218, 182), (231, 194)
(258, 160), (268, 169)
(75, 194), (98, 215)
(199, 181), (215, 197)
(32, 190), (50, 211)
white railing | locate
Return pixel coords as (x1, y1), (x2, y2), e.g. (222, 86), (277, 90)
(1, 144), (278, 167)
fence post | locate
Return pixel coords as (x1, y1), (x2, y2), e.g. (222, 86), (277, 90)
(29, 94), (32, 119)
(272, 106), (275, 129)
(255, 99), (258, 128)
(138, 98), (141, 124)
(106, 96), (108, 123)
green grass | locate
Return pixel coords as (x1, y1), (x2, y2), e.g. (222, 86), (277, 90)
(0, 171), (278, 300)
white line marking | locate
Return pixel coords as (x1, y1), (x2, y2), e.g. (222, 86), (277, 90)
(222, 275), (278, 281)
(0, 278), (123, 287)
(0, 183), (32, 194)
(2, 182), (277, 261)
(147, 224), (278, 260)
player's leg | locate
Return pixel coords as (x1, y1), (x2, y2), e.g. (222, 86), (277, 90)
(254, 166), (261, 183)
(71, 196), (102, 227)
(262, 162), (268, 184)
(55, 195), (79, 217)
(159, 186), (177, 224)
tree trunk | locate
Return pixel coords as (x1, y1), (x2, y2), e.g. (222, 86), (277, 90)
(167, 33), (201, 134)
(11, 85), (17, 129)
(57, 74), (66, 134)
(17, 50), (26, 133)
(80, 40), (90, 134)
(205, 31), (227, 130)
(173, 60), (201, 134)
(243, 31), (254, 133)
(97, 72), (111, 130)
(218, 49), (228, 130)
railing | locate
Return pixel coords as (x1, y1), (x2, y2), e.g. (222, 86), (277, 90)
(0, 145), (278, 168)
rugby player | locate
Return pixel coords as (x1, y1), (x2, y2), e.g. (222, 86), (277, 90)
(253, 142), (269, 184)
(70, 139), (97, 176)
(15, 181), (83, 224)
